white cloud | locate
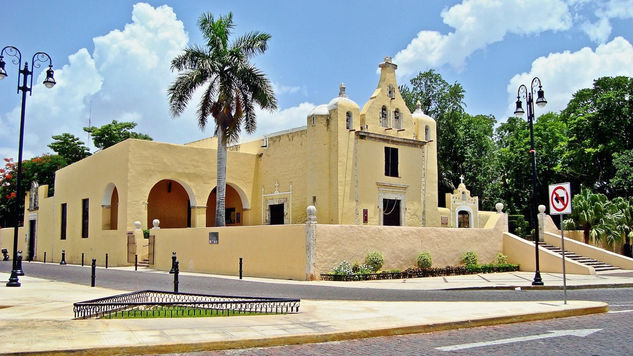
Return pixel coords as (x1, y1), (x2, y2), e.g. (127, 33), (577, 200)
(573, 0), (633, 43)
(0, 3), (194, 158)
(243, 102), (316, 140)
(393, 0), (572, 76)
(506, 36), (633, 118)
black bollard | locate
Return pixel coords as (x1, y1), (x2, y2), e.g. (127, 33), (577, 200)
(81, 253), (84, 266)
(169, 252), (177, 274)
(135, 254), (138, 271)
(239, 257), (243, 280)
(43, 251), (46, 263)
(105, 253), (108, 269)
(16, 250), (24, 276)
(173, 261), (179, 293)
(91, 259), (96, 287)
(2, 248), (10, 261)
(60, 250), (67, 265)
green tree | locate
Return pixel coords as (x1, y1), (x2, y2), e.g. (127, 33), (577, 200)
(566, 188), (614, 245)
(400, 70), (497, 206)
(492, 113), (567, 219)
(0, 155), (65, 227)
(83, 120), (152, 150)
(611, 149), (633, 197)
(48, 133), (91, 165)
(168, 12), (277, 227)
(560, 76), (633, 196)
(612, 196), (633, 256)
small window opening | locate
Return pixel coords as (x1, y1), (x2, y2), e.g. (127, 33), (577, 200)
(425, 125), (431, 141)
(346, 111), (353, 130)
(60, 203), (67, 240)
(381, 106), (389, 127)
(393, 109), (401, 129)
(384, 147), (399, 177)
(81, 198), (89, 238)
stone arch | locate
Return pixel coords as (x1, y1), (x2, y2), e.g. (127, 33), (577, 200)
(101, 183), (118, 230)
(206, 183), (247, 226)
(456, 206), (474, 228)
(147, 179), (194, 229)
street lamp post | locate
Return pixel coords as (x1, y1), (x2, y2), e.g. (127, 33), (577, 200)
(514, 77), (547, 286)
(0, 46), (56, 287)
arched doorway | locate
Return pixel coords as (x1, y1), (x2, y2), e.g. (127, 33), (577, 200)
(207, 184), (244, 226)
(147, 179), (192, 228)
(102, 183), (119, 230)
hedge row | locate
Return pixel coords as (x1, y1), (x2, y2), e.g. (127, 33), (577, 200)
(320, 263), (519, 281)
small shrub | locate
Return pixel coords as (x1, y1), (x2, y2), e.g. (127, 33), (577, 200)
(143, 229), (150, 239)
(356, 264), (373, 274)
(461, 251), (478, 266)
(332, 261), (353, 275)
(417, 251), (433, 269)
(351, 262), (360, 273)
(493, 252), (508, 265)
(365, 251), (384, 272)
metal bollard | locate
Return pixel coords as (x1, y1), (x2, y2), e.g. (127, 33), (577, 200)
(16, 250), (24, 276)
(43, 251), (46, 263)
(91, 259), (96, 287)
(60, 250), (67, 265)
(81, 253), (84, 266)
(173, 261), (179, 293)
(105, 253), (108, 269)
(135, 254), (138, 271)
(169, 252), (177, 274)
(239, 257), (243, 280)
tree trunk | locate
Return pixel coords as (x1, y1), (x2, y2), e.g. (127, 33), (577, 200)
(583, 227), (590, 244)
(215, 127), (227, 227)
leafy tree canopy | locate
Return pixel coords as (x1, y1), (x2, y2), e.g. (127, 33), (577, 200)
(83, 120), (152, 150)
(0, 155), (65, 227)
(48, 133), (91, 165)
(560, 76), (633, 196)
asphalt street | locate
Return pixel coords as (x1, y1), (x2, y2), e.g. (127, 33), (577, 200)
(2, 261), (631, 304)
(186, 289), (633, 356)
(2, 260), (632, 355)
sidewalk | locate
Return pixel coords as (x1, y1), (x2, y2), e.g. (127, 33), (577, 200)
(0, 271), (626, 355)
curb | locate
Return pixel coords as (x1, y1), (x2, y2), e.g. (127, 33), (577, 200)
(445, 283), (633, 291)
(9, 304), (608, 355)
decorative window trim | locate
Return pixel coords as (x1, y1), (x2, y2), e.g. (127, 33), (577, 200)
(377, 185), (406, 226)
(261, 181), (292, 224)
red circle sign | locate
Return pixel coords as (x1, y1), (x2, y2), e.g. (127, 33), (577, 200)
(550, 186), (570, 212)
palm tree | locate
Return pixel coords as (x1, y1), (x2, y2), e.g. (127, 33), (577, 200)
(168, 13), (277, 226)
(613, 197), (633, 257)
(569, 188), (611, 244)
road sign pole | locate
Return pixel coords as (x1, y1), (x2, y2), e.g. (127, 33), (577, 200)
(549, 182), (571, 305)
(561, 214), (567, 304)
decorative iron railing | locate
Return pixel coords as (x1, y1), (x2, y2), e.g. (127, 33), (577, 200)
(73, 290), (300, 319)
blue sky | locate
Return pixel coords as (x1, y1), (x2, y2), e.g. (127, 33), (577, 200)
(1, 0), (632, 160)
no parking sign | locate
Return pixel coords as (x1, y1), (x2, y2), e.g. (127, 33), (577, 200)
(549, 182), (572, 215)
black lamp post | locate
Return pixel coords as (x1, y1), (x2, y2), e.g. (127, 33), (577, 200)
(0, 46), (56, 287)
(514, 77), (547, 286)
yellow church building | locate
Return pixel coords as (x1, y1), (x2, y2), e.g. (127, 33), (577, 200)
(4, 57), (513, 280)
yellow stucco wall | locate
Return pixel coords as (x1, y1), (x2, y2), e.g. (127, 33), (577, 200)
(151, 225), (307, 280)
(315, 213), (504, 274)
(502, 232), (594, 274)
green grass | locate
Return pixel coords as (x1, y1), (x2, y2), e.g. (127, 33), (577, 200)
(100, 306), (277, 319)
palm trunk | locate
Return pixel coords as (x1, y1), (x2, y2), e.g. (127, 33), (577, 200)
(215, 127), (227, 227)
(583, 227), (590, 244)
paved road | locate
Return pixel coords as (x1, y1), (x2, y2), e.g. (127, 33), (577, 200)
(3, 261), (632, 355)
(187, 289), (633, 356)
(2, 261), (631, 303)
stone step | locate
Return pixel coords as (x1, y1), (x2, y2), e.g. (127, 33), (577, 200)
(538, 244), (620, 271)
